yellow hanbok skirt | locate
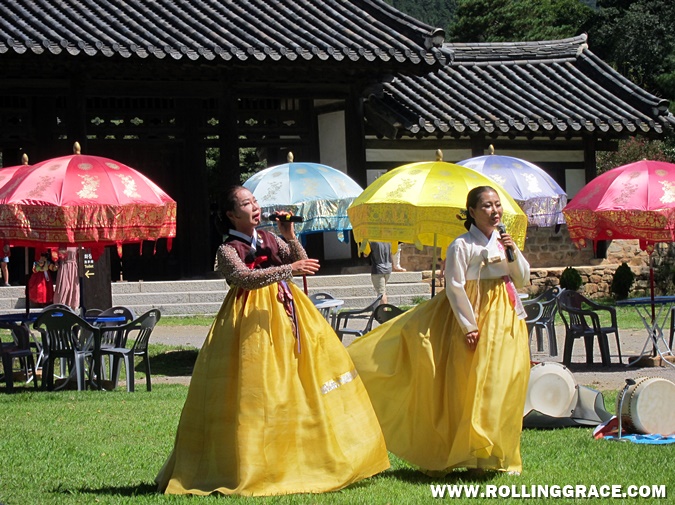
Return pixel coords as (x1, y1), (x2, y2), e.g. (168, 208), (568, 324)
(156, 282), (389, 496)
(348, 279), (529, 473)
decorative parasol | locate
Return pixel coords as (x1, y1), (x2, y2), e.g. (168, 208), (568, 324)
(563, 159), (675, 324)
(243, 153), (363, 242)
(457, 146), (567, 227)
(348, 150), (528, 295)
(0, 142), (177, 259)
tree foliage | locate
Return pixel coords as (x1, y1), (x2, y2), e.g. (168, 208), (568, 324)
(447, 0), (594, 43)
(384, 0), (458, 35)
(596, 138), (675, 174)
(587, 0), (675, 101)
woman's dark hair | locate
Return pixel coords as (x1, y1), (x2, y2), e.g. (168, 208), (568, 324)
(220, 185), (246, 232)
(462, 186), (497, 231)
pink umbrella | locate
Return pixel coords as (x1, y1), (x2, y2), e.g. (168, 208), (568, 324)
(563, 160), (675, 250)
(563, 159), (675, 322)
(0, 143), (176, 258)
(0, 153), (31, 188)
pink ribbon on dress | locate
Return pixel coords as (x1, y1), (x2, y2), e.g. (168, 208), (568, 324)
(497, 241), (525, 318)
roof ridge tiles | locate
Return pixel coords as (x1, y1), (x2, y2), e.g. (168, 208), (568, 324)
(0, 0), (448, 66)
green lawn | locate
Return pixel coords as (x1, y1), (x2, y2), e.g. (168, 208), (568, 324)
(0, 306), (670, 504)
(1, 387), (672, 505)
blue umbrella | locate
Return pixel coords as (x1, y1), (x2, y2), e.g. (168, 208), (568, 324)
(243, 153), (363, 242)
(457, 147), (567, 227)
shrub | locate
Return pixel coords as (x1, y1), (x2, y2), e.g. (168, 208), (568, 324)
(611, 262), (635, 300)
(560, 266), (583, 291)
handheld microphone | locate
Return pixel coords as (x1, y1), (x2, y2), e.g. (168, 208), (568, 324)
(262, 212), (304, 223)
(496, 223), (515, 262)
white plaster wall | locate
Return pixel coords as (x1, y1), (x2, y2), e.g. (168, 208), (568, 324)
(317, 109), (351, 260)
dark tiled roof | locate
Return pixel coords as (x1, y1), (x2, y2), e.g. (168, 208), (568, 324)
(365, 35), (675, 138)
(0, 0), (448, 65)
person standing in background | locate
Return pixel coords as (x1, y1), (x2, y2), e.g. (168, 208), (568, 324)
(1, 244), (10, 286)
(393, 243), (406, 272)
(28, 251), (58, 307)
(54, 247), (80, 310)
(369, 241), (392, 305)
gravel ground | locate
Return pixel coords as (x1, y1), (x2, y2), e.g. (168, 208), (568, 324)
(151, 322), (675, 392)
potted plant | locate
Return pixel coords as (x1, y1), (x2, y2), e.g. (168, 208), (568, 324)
(611, 262), (635, 300)
(559, 266), (583, 291)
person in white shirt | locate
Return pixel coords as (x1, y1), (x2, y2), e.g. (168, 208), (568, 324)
(349, 185), (531, 476)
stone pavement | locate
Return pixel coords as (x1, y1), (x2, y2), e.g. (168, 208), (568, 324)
(151, 321), (675, 392)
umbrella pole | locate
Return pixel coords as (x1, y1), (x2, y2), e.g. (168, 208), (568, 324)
(431, 234), (438, 297)
(650, 256), (657, 356)
(303, 275), (308, 295)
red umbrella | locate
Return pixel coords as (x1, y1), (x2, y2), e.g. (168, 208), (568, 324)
(563, 159), (675, 322)
(0, 143), (176, 258)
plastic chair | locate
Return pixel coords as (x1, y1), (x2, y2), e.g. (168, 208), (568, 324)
(33, 309), (101, 391)
(523, 299), (543, 349)
(336, 301), (401, 341)
(557, 290), (622, 366)
(100, 309), (161, 392)
(91, 306), (136, 379)
(366, 303), (404, 332)
(309, 292), (336, 322)
(1, 325), (39, 392)
(334, 295), (383, 331)
(525, 286), (562, 356)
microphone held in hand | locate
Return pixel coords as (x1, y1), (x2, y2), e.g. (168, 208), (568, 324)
(496, 223), (515, 262)
(262, 212), (304, 223)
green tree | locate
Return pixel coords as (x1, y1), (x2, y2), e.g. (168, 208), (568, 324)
(587, 0), (675, 101)
(385, 0), (458, 34)
(448, 0), (594, 42)
(597, 137), (675, 174)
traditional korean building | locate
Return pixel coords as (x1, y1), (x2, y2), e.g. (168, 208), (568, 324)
(0, 1), (673, 280)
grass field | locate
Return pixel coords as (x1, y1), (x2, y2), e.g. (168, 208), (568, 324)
(0, 305), (670, 504)
(1, 387), (672, 504)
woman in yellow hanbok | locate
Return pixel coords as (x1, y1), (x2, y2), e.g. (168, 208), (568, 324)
(348, 186), (530, 474)
(156, 186), (389, 496)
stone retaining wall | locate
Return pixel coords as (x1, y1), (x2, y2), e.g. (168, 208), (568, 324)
(400, 225), (659, 299)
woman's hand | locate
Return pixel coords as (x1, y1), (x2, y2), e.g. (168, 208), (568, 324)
(291, 258), (320, 276)
(275, 211), (297, 241)
(499, 231), (515, 251)
(465, 330), (479, 351)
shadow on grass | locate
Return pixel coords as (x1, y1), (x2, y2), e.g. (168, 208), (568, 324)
(60, 483), (158, 497)
(386, 467), (500, 484)
(148, 349), (198, 376)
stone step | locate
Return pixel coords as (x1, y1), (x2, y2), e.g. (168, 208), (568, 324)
(0, 272), (432, 316)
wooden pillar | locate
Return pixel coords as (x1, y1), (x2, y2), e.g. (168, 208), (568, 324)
(67, 72), (87, 152)
(218, 84), (241, 196)
(345, 86), (367, 188)
(470, 136), (486, 157)
(176, 97), (210, 276)
(583, 135), (598, 183)
(32, 96), (58, 161)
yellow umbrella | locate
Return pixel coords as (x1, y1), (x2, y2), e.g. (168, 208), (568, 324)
(348, 150), (528, 295)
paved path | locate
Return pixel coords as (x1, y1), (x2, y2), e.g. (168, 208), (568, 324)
(151, 321), (675, 391)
